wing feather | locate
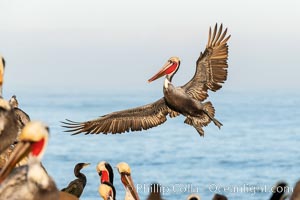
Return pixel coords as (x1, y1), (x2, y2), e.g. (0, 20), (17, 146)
(61, 98), (171, 135)
(181, 23), (231, 101)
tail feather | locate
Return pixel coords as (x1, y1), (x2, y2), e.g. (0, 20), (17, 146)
(203, 101), (223, 128)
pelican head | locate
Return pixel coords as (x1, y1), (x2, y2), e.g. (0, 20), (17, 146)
(0, 121), (49, 183)
(96, 161), (114, 184)
(148, 56), (181, 82)
(116, 162), (140, 200)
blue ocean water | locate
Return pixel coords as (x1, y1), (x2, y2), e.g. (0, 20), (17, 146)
(9, 89), (300, 200)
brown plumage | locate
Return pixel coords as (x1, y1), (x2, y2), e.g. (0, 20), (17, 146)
(9, 95), (31, 134)
(0, 122), (79, 200)
(62, 23), (230, 136)
(291, 180), (300, 200)
(0, 56), (18, 154)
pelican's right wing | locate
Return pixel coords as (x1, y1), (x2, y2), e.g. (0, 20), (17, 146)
(61, 98), (174, 135)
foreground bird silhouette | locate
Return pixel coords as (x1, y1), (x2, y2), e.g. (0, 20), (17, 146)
(0, 121), (78, 200)
(61, 162), (90, 197)
(62, 23), (230, 137)
(0, 56), (18, 154)
(0, 95), (31, 169)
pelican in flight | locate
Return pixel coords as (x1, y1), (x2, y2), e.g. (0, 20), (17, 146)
(0, 121), (78, 200)
(62, 24), (230, 136)
(0, 56), (18, 154)
(116, 162), (140, 200)
(61, 162), (90, 198)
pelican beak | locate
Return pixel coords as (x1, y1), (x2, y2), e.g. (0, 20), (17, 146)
(0, 141), (31, 183)
(121, 172), (140, 200)
(148, 60), (173, 82)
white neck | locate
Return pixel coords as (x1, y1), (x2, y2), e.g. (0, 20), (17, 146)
(27, 157), (52, 189)
(164, 78), (170, 89)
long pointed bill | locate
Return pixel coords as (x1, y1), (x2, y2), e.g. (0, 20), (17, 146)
(0, 142), (31, 183)
(148, 61), (173, 82)
(121, 173), (140, 200)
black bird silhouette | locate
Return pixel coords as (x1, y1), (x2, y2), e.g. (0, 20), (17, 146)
(61, 162), (90, 197)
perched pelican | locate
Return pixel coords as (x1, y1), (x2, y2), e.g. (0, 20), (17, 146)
(116, 162), (140, 200)
(96, 161), (114, 184)
(99, 181), (116, 200)
(0, 95), (31, 168)
(212, 193), (227, 200)
(9, 95), (31, 134)
(186, 194), (201, 200)
(146, 183), (164, 200)
(0, 121), (78, 200)
(97, 161), (116, 200)
(61, 162), (90, 197)
(0, 56), (18, 154)
(62, 23), (230, 136)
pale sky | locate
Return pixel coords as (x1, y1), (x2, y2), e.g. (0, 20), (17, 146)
(0, 0), (299, 93)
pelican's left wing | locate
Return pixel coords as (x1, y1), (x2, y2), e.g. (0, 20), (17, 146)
(61, 98), (172, 135)
(181, 23), (230, 101)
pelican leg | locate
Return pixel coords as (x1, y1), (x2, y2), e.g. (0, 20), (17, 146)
(184, 117), (204, 136)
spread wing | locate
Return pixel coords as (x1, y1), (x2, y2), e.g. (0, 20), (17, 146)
(61, 98), (172, 135)
(181, 23), (230, 101)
